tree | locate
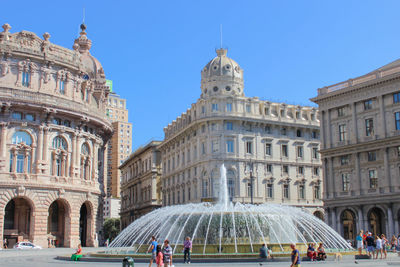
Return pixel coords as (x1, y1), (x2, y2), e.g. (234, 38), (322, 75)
(103, 218), (120, 243)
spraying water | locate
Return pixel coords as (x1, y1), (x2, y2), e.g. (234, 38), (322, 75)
(218, 164), (229, 209)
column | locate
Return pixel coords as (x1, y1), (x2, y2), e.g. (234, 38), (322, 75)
(36, 126), (44, 161)
(329, 157), (335, 198)
(387, 205), (394, 237)
(355, 152), (362, 195)
(320, 111), (326, 149)
(331, 208), (337, 232)
(70, 133), (77, 176)
(92, 141), (99, 181)
(327, 109), (332, 148)
(323, 159), (329, 199)
(0, 123), (7, 157)
(379, 95), (387, 138)
(383, 148), (392, 192)
(42, 127), (49, 174)
(351, 102), (358, 143)
(357, 207), (364, 232)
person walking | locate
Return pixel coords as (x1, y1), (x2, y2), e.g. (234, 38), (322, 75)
(148, 236), (158, 267)
(183, 236), (192, 264)
(366, 232), (375, 258)
(163, 239), (173, 267)
(375, 235), (382, 259)
(290, 243), (301, 267)
(356, 230), (363, 255)
(391, 235), (397, 252)
(3, 238), (7, 249)
(155, 245), (164, 267)
(381, 234), (388, 259)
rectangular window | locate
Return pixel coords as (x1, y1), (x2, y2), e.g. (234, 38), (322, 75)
(313, 167), (319, 176)
(283, 165), (289, 174)
(226, 140), (234, 153)
(281, 128), (287, 135)
(212, 103), (218, 111)
(201, 142), (206, 155)
(369, 170), (378, 189)
(266, 164), (272, 173)
(339, 124), (347, 141)
(395, 112), (400, 130)
(365, 118), (374, 136)
(265, 143), (271, 156)
(246, 104), (251, 113)
(247, 183), (252, 197)
(337, 107), (345, 117)
(297, 146), (303, 158)
(225, 121), (233, 130)
(340, 155), (349, 165)
(267, 184), (273, 198)
(364, 99), (373, 110)
(59, 80), (65, 94)
(368, 151), (376, 161)
(12, 112), (22, 120)
(16, 154), (24, 173)
(298, 166), (304, 175)
(342, 173), (350, 191)
(265, 125), (271, 134)
(312, 147), (319, 159)
(201, 106), (205, 114)
(312, 131), (318, 139)
(314, 186), (321, 199)
(226, 103), (232, 112)
(22, 71), (30, 87)
(299, 185), (305, 199)
(394, 92), (400, 104)
(282, 145), (288, 157)
(246, 141), (253, 154)
(283, 184), (289, 199)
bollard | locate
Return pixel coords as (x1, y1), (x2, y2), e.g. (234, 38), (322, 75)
(122, 256), (134, 267)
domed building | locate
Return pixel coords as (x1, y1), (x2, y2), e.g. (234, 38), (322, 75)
(120, 48), (324, 228)
(0, 23), (112, 248)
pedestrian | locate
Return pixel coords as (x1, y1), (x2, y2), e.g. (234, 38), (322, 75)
(156, 245), (164, 267)
(391, 235), (397, 252)
(290, 243), (301, 267)
(3, 238), (7, 249)
(381, 234), (387, 259)
(183, 236), (192, 264)
(148, 236), (158, 267)
(163, 239), (173, 267)
(365, 232), (375, 258)
(356, 230), (363, 255)
(375, 235), (382, 259)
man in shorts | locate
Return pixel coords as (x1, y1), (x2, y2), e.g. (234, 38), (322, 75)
(148, 236), (157, 267)
(291, 243), (301, 267)
(366, 232), (375, 258)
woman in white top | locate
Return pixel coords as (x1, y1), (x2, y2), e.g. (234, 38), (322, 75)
(375, 235), (382, 259)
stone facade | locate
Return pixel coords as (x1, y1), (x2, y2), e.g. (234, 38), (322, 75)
(103, 197), (120, 219)
(0, 23), (112, 248)
(120, 141), (162, 230)
(311, 57), (400, 241)
(159, 49), (324, 216)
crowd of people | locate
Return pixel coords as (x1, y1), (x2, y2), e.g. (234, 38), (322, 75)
(148, 235), (191, 267)
(356, 230), (391, 259)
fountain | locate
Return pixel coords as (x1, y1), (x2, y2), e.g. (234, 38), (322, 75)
(108, 164), (352, 256)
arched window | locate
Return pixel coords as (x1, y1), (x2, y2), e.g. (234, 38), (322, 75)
(10, 131), (32, 174)
(202, 172), (208, 198)
(80, 143), (91, 180)
(51, 136), (68, 177)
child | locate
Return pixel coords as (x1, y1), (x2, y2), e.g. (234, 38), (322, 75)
(156, 245), (164, 267)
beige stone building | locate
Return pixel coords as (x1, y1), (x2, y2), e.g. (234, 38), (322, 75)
(119, 141), (162, 230)
(159, 49), (323, 216)
(0, 23), (113, 248)
(105, 92), (132, 198)
(311, 58), (400, 241)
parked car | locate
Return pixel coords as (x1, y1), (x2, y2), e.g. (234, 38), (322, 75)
(13, 242), (42, 250)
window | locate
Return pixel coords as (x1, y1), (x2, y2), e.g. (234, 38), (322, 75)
(394, 92), (400, 104)
(299, 185), (305, 199)
(313, 167), (319, 176)
(283, 184), (289, 199)
(266, 164), (272, 173)
(202, 179), (208, 197)
(369, 170), (378, 189)
(246, 141), (253, 154)
(12, 131), (32, 145)
(296, 130), (302, 137)
(52, 136), (67, 150)
(283, 165), (289, 174)
(298, 166), (304, 175)
(264, 125), (271, 134)
(282, 145), (288, 157)
(342, 173), (350, 192)
(201, 106), (205, 114)
(25, 114), (34, 121)
(340, 155), (349, 165)
(52, 118), (62, 125)
(59, 80), (65, 94)
(247, 182), (252, 197)
(228, 177), (235, 198)
(339, 124), (347, 141)
(12, 112), (22, 120)
(297, 146), (303, 158)
(265, 143), (271, 156)
(281, 128), (287, 135)
(337, 107), (345, 117)
(226, 103), (232, 112)
(314, 186), (321, 199)
(364, 99), (373, 110)
(266, 184), (273, 198)
(22, 71), (30, 87)
(396, 112), (400, 130)
(211, 123), (216, 131)
(201, 125), (206, 133)
(212, 103), (218, 111)
(226, 140), (234, 153)
(365, 118), (374, 136)
(296, 112), (300, 119)
(368, 151), (376, 161)
(312, 148), (319, 159)
(246, 104), (251, 113)
(225, 122), (233, 130)
(312, 131), (318, 139)
(201, 142), (206, 155)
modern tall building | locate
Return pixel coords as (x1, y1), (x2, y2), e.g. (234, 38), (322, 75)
(159, 49), (323, 216)
(119, 141), (162, 229)
(105, 92), (132, 198)
(311, 57), (400, 241)
(0, 23), (112, 248)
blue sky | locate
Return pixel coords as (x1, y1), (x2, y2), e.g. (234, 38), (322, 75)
(3, 0), (400, 150)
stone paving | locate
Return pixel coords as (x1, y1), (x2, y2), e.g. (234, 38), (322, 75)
(1, 248), (400, 267)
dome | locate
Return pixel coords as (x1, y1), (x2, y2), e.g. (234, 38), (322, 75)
(201, 49), (244, 98)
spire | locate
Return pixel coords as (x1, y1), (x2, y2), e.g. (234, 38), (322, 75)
(216, 48), (227, 57)
(74, 23), (92, 54)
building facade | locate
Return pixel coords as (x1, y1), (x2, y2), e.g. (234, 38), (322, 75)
(105, 92), (132, 198)
(103, 197), (121, 219)
(0, 23), (113, 248)
(159, 49), (323, 216)
(312, 58), (400, 241)
(120, 141), (162, 229)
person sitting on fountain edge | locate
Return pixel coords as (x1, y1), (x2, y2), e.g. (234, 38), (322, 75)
(307, 243), (317, 261)
(259, 243), (271, 260)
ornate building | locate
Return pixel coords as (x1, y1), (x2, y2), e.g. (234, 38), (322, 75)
(119, 141), (162, 230)
(312, 57), (400, 241)
(159, 49), (323, 216)
(0, 23), (112, 248)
